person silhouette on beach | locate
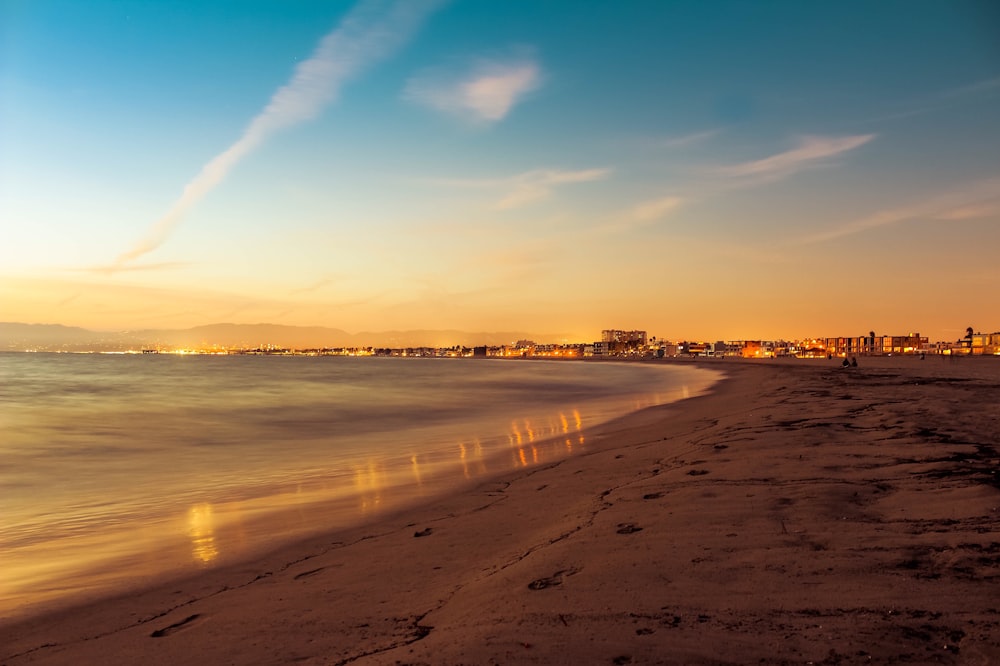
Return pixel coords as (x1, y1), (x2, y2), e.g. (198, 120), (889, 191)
(850, 356), (858, 367)
(842, 358), (850, 368)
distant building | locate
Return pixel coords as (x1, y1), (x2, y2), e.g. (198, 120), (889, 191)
(971, 332), (1000, 355)
(601, 330), (647, 346)
(593, 341), (615, 356)
(679, 341), (708, 356)
(824, 333), (926, 356)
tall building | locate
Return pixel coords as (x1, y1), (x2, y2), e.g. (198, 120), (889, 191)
(601, 330), (647, 346)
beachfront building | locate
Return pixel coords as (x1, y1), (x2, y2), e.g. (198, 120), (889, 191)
(677, 341), (709, 356)
(771, 340), (793, 357)
(590, 330), (648, 356)
(655, 341), (680, 357)
(789, 338), (828, 358)
(824, 333), (927, 356)
(592, 340), (619, 356)
(971, 332), (1000, 355)
(712, 341), (732, 357)
(731, 340), (792, 358)
(883, 334), (928, 354)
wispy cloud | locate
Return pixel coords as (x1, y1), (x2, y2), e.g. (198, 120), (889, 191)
(289, 277), (339, 295)
(77, 261), (191, 275)
(595, 195), (683, 235)
(427, 167), (609, 210)
(794, 176), (1000, 245)
(403, 51), (542, 124)
(629, 196), (682, 222)
(716, 134), (875, 179)
(660, 129), (721, 149)
(859, 75), (1000, 127)
(113, 0), (443, 269)
(941, 75), (1000, 99)
(495, 168), (608, 210)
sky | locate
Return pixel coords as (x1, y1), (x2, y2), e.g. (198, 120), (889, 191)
(2, 0), (999, 343)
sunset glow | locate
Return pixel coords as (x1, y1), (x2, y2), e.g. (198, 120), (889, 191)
(1, 1), (998, 341)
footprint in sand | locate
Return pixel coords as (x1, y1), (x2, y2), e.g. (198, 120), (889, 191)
(294, 567), (325, 580)
(528, 567), (579, 590)
(616, 523), (643, 534)
(150, 614), (203, 638)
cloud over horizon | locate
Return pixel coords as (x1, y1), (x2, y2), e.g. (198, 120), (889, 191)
(403, 51), (542, 124)
(113, 0), (443, 269)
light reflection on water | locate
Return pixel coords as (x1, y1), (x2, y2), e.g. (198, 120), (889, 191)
(0, 353), (720, 619)
(187, 503), (218, 564)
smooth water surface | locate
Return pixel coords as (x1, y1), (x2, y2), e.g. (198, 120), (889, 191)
(0, 353), (720, 618)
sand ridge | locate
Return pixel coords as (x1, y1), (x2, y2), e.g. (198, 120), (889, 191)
(3, 356), (999, 664)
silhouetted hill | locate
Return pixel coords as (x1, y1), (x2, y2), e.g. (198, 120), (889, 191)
(0, 323), (115, 351)
(352, 329), (552, 348)
(0, 322), (568, 351)
(133, 323), (355, 349)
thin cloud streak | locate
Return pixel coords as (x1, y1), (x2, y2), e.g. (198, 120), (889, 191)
(660, 129), (721, 148)
(424, 167), (610, 210)
(594, 195), (683, 236)
(794, 177), (1000, 245)
(630, 196), (682, 222)
(717, 134), (875, 178)
(941, 75), (1000, 99)
(403, 53), (542, 124)
(858, 75), (1000, 127)
(76, 261), (192, 275)
(114, 0), (443, 269)
(495, 168), (608, 210)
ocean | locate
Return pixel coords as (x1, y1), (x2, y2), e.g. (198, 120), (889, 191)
(0, 352), (720, 619)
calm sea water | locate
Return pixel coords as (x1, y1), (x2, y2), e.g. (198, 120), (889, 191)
(0, 352), (719, 619)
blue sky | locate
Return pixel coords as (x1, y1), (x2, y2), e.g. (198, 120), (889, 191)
(2, 0), (998, 341)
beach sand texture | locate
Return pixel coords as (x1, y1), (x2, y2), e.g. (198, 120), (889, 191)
(3, 356), (999, 664)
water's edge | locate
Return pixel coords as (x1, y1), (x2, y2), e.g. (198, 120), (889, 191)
(0, 355), (723, 621)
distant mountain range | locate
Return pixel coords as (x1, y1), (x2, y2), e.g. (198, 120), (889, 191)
(0, 323), (568, 352)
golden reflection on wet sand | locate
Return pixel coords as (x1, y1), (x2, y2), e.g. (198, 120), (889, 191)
(2, 384), (703, 619)
(457, 439), (487, 479)
(354, 461), (385, 514)
(187, 503), (219, 564)
(410, 454), (423, 488)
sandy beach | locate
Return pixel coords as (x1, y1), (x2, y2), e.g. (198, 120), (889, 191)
(3, 356), (999, 665)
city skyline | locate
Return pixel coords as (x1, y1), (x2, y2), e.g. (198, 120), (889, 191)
(2, 1), (999, 342)
(2, 320), (994, 354)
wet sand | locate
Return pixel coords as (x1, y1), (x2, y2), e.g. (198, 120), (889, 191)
(3, 356), (1000, 664)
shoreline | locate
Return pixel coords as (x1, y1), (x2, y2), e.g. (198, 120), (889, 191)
(0, 359), (720, 624)
(4, 357), (999, 664)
